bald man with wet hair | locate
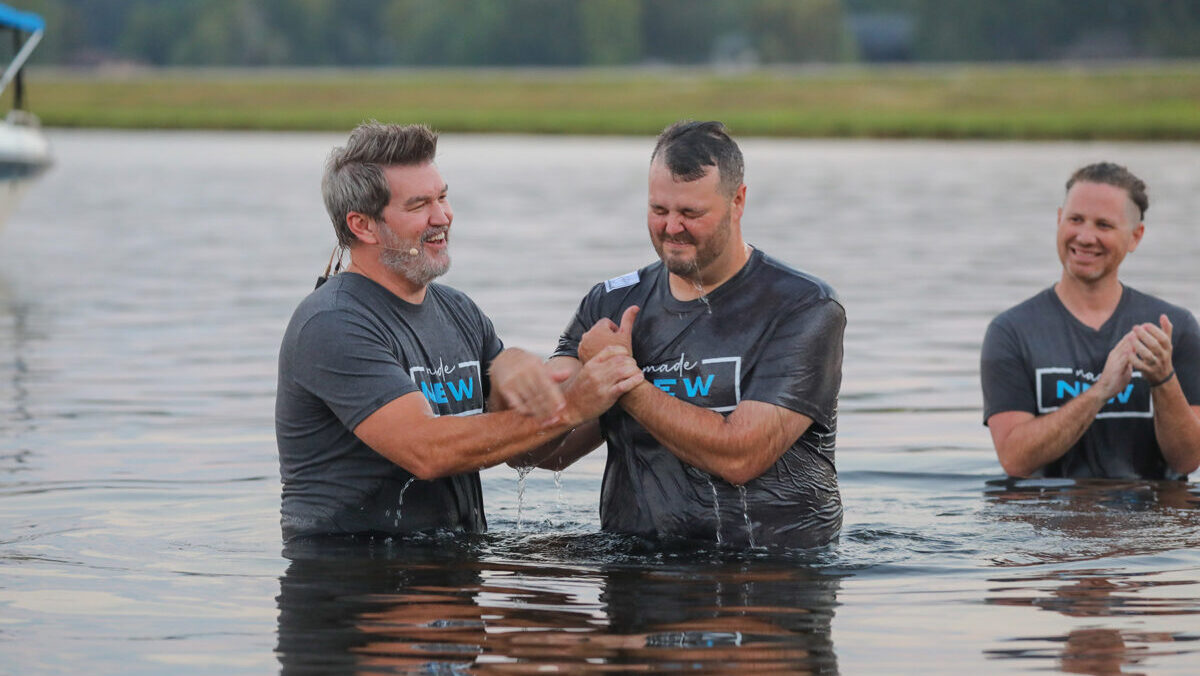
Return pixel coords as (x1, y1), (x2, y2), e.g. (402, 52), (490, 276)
(981, 162), (1200, 480)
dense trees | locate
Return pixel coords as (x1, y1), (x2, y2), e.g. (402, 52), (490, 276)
(9, 0), (1200, 67)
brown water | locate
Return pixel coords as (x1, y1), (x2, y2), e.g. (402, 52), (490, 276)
(2, 130), (1199, 674)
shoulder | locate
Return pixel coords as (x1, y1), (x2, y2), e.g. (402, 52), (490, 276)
(280, 281), (384, 362)
(285, 275), (367, 334)
(989, 287), (1056, 332)
(427, 282), (485, 315)
(1124, 286), (1198, 322)
(426, 283), (499, 342)
(581, 260), (664, 308)
(753, 250), (842, 314)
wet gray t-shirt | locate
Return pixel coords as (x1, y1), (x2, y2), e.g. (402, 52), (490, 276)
(276, 273), (503, 541)
(555, 249), (845, 549)
(981, 285), (1200, 480)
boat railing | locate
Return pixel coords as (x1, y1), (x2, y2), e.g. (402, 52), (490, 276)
(0, 26), (40, 105)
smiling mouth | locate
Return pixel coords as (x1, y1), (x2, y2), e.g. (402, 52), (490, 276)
(424, 230), (448, 245)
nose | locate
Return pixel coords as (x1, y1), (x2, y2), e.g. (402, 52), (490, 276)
(1075, 222), (1099, 242)
(430, 200), (451, 226)
(664, 214), (686, 236)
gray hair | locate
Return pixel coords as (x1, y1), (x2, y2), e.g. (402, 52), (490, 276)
(650, 120), (744, 199)
(1067, 162), (1149, 221)
(321, 121), (439, 247)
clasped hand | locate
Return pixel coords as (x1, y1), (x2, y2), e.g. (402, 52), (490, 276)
(489, 347), (571, 422)
(1096, 314), (1175, 398)
(490, 331), (643, 427)
(579, 306), (639, 364)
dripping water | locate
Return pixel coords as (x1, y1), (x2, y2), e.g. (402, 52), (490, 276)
(737, 484), (757, 548)
(392, 476), (416, 527)
(515, 465), (533, 530)
(708, 478), (724, 545)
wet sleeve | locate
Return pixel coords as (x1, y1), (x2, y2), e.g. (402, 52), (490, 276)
(479, 312), (504, 400)
(552, 287), (603, 359)
(290, 309), (420, 431)
(742, 299), (845, 432)
(980, 315), (1036, 423)
(1170, 309), (1200, 405)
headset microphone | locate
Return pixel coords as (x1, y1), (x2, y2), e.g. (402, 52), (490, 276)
(377, 245), (421, 256)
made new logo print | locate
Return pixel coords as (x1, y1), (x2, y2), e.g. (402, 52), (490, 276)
(410, 359), (484, 416)
(643, 353), (741, 412)
(1036, 367), (1153, 419)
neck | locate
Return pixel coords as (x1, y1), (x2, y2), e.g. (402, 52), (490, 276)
(1054, 273), (1122, 329)
(667, 241), (752, 301)
(346, 250), (428, 304)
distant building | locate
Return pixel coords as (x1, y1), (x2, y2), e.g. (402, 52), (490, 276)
(847, 12), (914, 62)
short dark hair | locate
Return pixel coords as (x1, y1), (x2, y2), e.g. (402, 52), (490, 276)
(322, 121), (439, 247)
(650, 120), (744, 198)
(1066, 162), (1149, 220)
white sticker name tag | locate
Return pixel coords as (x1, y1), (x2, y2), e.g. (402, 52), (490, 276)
(604, 271), (640, 292)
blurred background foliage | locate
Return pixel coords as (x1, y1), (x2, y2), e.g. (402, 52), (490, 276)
(10, 0), (1200, 68)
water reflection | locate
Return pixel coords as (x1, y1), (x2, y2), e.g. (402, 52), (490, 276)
(982, 480), (1200, 673)
(277, 536), (840, 673)
(6, 132), (1200, 673)
(985, 568), (1199, 675)
(984, 479), (1200, 565)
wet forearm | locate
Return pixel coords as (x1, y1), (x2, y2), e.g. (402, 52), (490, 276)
(360, 402), (584, 481)
(1151, 380), (1200, 475)
(619, 383), (791, 485)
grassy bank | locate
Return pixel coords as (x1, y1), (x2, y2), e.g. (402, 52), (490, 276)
(17, 64), (1200, 139)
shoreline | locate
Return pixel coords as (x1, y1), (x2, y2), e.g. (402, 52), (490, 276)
(18, 63), (1200, 140)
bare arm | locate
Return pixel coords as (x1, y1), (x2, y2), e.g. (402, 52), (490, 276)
(510, 419), (606, 471)
(1132, 316), (1200, 475)
(618, 382), (812, 485)
(576, 304), (813, 485)
(1149, 388), (1200, 475)
(989, 331), (1137, 477)
(988, 393), (1110, 477)
(505, 356), (607, 470)
(355, 347), (641, 479)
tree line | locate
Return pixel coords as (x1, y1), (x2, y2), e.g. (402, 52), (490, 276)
(10, 0), (1200, 67)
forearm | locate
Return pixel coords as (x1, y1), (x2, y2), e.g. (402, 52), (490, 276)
(371, 407), (579, 480)
(619, 382), (795, 485)
(996, 391), (1107, 476)
(1151, 379), (1200, 475)
(509, 419), (604, 471)
(364, 350), (637, 479)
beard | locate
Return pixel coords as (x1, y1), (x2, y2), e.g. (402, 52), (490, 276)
(379, 224), (451, 287)
(654, 208), (732, 282)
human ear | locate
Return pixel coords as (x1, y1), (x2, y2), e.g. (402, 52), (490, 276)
(346, 212), (377, 245)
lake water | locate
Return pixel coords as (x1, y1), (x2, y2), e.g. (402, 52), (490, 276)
(2, 130), (1199, 674)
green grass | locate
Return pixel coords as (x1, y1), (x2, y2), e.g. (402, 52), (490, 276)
(16, 64), (1200, 139)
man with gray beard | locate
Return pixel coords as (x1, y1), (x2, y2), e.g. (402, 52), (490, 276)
(275, 122), (642, 542)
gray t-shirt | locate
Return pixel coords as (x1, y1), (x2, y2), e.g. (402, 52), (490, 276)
(276, 273), (503, 541)
(554, 249), (845, 549)
(981, 285), (1200, 480)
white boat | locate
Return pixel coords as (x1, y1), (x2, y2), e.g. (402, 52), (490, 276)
(0, 3), (49, 231)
